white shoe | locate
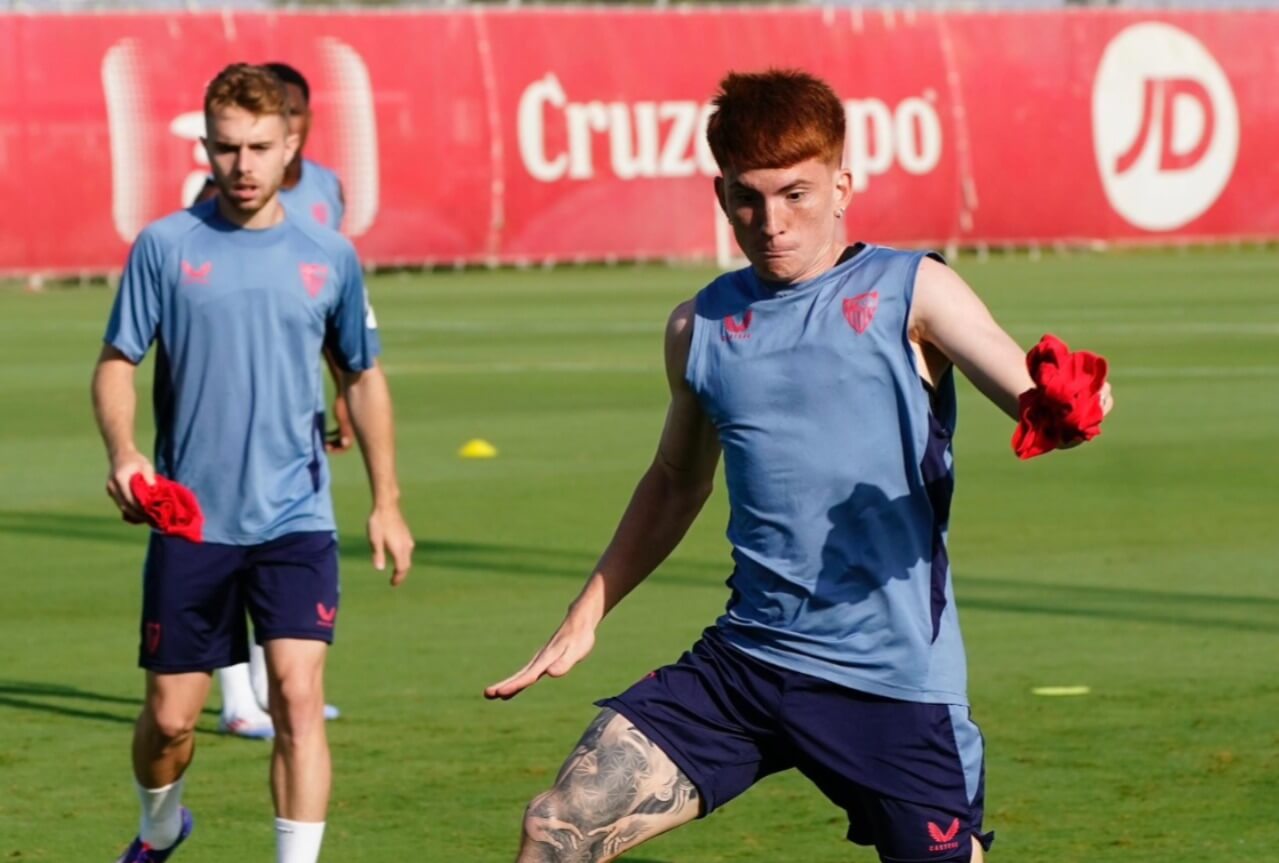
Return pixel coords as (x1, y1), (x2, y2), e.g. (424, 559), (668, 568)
(218, 711), (275, 740)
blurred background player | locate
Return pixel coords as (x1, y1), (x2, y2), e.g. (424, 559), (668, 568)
(197, 62), (355, 740)
(487, 69), (1112, 863)
(94, 63), (414, 862)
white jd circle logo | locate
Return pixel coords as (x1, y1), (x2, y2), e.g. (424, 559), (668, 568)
(1091, 22), (1238, 232)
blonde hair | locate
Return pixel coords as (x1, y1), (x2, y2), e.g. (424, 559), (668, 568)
(204, 63), (289, 119)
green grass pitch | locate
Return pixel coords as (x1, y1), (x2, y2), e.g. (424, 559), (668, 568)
(1, 249), (1277, 861)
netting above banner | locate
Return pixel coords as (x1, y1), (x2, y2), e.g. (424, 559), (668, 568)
(7, 0), (1279, 9)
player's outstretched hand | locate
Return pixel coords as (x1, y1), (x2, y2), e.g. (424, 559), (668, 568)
(484, 620), (597, 700)
(107, 450), (155, 525)
(1059, 381), (1115, 450)
(368, 504), (414, 586)
(1096, 380), (1114, 420)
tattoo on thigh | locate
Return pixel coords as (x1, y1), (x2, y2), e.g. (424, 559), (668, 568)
(524, 709), (700, 861)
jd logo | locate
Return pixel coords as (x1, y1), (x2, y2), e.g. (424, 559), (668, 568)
(1114, 79), (1214, 176)
(1092, 23), (1238, 232)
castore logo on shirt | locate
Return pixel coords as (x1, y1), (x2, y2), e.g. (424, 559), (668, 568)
(722, 310), (753, 341)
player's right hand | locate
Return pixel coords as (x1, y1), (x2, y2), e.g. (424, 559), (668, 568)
(106, 450), (155, 525)
(325, 392), (356, 453)
(484, 621), (597, 700)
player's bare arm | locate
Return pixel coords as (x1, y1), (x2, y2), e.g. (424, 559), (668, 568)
(485, 300), (721, 701)
(342, 359), (414, 585)
(518, 708), (700, 863)
(908, 257), (1113, 420)
(91, 344), (154, 522)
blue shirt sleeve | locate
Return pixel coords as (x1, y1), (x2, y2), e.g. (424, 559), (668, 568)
(326, 244), (381, 372)
(331, 174), (346, 231)
(104, 228), (166, 363)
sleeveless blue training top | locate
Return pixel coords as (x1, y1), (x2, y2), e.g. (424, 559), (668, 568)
(687, 245), (968, 705)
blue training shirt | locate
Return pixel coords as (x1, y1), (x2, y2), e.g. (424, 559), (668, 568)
(279, 158), (344, 232)
(104, 199), (380, 545)
(687, 245), (968, 705)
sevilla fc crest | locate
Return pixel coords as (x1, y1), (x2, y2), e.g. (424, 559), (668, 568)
(299, 263), (328, 299)
(145, 622), (162, 654)
(843, 291), (879, 334)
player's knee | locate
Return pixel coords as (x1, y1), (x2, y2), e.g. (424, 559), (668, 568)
(520, 789), (558, 838)
(144, 703), (199, 745)
(521, 790), (597, 861)
(268, 675), (324, 735)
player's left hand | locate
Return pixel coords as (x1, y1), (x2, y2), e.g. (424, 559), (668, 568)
(1059, 381), (1114, 450)
(368, 504), (414, 586)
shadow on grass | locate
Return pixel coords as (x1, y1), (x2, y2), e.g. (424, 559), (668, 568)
(0, 680), (218, 728)
(957, 574), (1279, 635)
(3, 510), (1277, 634)
(0, 509), (727, 583)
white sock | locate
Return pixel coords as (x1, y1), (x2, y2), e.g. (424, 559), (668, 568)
(276, 818), (325, 863)
(250, 642), (271, 710)
(218, 663), (266, 720)
(136, 778), (184, 849)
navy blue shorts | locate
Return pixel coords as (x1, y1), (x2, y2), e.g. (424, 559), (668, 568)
(138, 531), (339, 673)
(598, 629), (993, 862)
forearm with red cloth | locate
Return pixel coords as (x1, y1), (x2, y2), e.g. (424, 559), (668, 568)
(1012, 334), (1110, 460)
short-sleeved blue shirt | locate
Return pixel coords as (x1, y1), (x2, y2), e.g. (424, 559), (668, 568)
(104, 200), (380, 545)
(279, 159), (344, 231)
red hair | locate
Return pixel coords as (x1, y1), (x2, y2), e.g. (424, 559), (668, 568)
(706, 69), (845, 173)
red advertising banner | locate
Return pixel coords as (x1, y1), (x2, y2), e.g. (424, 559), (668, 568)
(1, 8), (1276, 275)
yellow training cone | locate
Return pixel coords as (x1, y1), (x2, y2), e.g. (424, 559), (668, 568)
(458, 439), (498, 459)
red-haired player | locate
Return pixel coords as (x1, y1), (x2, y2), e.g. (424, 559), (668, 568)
(487, 69), (1111, 863)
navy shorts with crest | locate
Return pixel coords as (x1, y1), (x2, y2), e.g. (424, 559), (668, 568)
(598, 628), (993, 863)
(137, 531), (339, 673)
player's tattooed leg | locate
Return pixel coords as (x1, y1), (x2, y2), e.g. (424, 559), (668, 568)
(517, 708), (700, 863)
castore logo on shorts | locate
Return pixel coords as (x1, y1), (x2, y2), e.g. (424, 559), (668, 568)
(927, 818), (961, 853)
(316, 603), (337, 628)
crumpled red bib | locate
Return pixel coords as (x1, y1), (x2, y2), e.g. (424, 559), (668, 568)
(1012, 334), (1108, 460)
(129, 474), (204, 543)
